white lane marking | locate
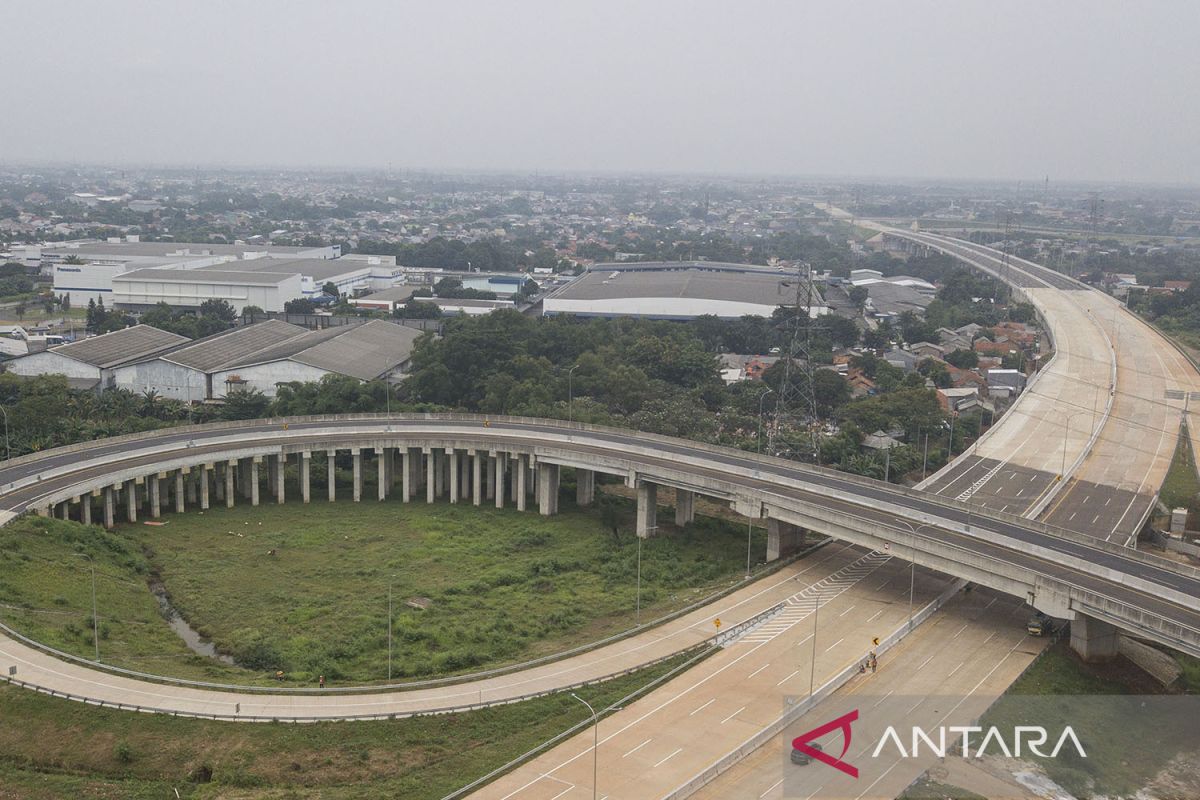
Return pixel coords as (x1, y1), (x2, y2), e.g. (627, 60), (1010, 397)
(775, 669), (800, 686)
(653, 747), (683, 768)
(918, 654), (935, 670)
(759, 778), (784, 798)
(824, 637), (845, 653)
(547, 786), (574, 800)
(952, 624), (968, 639)
(839, 605), (857, 617)
(948, 661), (965, 677)
(689, 698), (715, 716)
(747, 663), (770, 679)
(720, 705), (746, 724)
(621, 738), (651, 758)
(908, 697), (924, 713)
(871, 689), (895, 708)
(866, 609), (884, 623)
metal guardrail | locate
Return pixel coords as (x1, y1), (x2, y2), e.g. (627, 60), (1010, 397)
(0, 599), (790, 723)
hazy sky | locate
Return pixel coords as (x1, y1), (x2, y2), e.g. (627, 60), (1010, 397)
(5, 1), (1198, 183)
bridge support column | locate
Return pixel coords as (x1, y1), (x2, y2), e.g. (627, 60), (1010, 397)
(472, 451), (483, 506)
(148, 474), (161, 519)
(537, 463), (559, 515)
(275, 454), (286, 504)
(199, 464), (210, 510)
(433, 450), (445, 499)
(126, 480), (138, 523)
(486, 454), (496, 501)
(78, 496), (90, 526)
(104, 486), (115, 529)
(326, 450), (337, 502)
(516, 455), (528, 511)
(300, 453), (311, 503)
(674, 489), (695, 526)
(186, 470), (198, 505)
(250, 458), (261, 506)
(225, 461), (236, 508)
(636, 482), (658, 538)
(449, 450), (460, 504)
(511, 456), (520, 504)
(352, 449), (362, 502)
(766, 518), (805, 562)
(576, 468), (595, 507)
(239, 458), (253, 500)
(175, 470), (186, 514)
(376, 448), (388, 501)
(401, 449), (412, 503)
(495, 454), (506, 509)
(268, 455), (279, 500)
(1070, 615), (1120, 662)
(425, 449), (436, 503)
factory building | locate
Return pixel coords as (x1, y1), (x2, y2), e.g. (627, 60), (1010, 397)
(5, 325), (190, 390)
(111, 268), (305, 315)
(542, 261), (828, 320)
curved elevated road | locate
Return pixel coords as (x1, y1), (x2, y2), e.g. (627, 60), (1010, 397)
(0, 413), (1197, 720)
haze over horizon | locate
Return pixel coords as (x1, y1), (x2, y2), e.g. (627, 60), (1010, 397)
(5, 1), (1198, 184)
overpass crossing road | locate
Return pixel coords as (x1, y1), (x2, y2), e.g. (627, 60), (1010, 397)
(2, 415), (1199, 675)
(886, 230), (1200, 543)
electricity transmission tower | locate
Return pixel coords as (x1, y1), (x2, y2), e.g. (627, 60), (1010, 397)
(766, 263), (822, 463)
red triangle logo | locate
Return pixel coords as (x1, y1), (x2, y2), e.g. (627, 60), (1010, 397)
(791, 709), (859, 778)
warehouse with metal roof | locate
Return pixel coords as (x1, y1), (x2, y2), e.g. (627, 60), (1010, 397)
(5, 325), (190, 390)
(542, 261), (829, 320)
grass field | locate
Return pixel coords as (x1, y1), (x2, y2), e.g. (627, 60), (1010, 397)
(0, 493), (764, 684)
(0, 649), (700, 799)
(1158, 420), (1200, 515)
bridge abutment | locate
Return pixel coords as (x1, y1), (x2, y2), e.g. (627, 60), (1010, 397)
(1071, 615), (1120, 662)
(637, 482), (658, 537)
(767, 518), (805, 561)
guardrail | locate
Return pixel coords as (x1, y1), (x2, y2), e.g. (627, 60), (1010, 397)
(0, 601), (790, 723)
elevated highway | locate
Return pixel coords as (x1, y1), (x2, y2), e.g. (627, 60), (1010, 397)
(3, 414), (1200, 682)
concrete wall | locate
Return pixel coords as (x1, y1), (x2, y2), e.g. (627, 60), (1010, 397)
(5, 351), (101, 383)
(210, 360), (330, 398)
(112, 273), (303, 314)
(111, 360), (207, 401)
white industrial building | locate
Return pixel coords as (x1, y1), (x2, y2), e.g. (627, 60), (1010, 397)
(543, 261), (828, 320)
(5, 325), (190, 390)
(111, 269), (305, 315)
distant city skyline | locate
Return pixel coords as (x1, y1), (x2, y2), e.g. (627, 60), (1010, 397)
(5, 1), (1199, 184)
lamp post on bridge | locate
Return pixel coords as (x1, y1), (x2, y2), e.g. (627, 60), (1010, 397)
(892, 520), (935, 633)
(570, 693), (599, 800)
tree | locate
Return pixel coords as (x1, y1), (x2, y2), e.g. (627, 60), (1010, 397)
(847, 286), (868, 308)
(397, 300), (441, 319)
(198, 299), (236, 323)
(222, 388), (270, 420)
(823, 315), (860, 348)
(284, 298), (317, 314)
(322, 282), (339, 298)
(944, 349), (979, 369)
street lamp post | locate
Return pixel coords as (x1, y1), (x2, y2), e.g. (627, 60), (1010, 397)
(893, 520), (933, 633)
(808, 596), (819, 697)
(0, 405), (9, 461)
(567, 364), (580, 423)
(74, 554), (99, 661)
(757, 387), (774, 453)
(570, 693), (599, 800)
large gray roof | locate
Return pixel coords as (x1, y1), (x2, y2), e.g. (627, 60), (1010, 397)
(554, 265), (814, 305)
(227, 320), (424, 380)
(44, 241), (323, 259)
(197, 258), (371, 282)
(156, 320), (308, 372)
(48, 325), (190, 369)
(113, 268), (298, 286)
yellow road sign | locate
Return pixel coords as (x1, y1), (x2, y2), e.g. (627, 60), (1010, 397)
(714, 618), (722, 629)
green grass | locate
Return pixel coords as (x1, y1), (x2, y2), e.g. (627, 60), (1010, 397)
(0, 649), (698, 799)
(0, 493), (764, 685)
(898, 777), (987, 800)
(1158, 421), (1200, 514)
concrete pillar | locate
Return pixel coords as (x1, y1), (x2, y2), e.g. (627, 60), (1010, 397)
(186, 470), (198, 505)
(426, 449), (436, 503)
(327, 450), (337, 502)
(460, 452), (470, 500)
(225, 461), (236, 508)
(636, 482), (658, 538)
(104, 486), (115, 529)
(250, 458), (260, 506)
(200, 464), (210, 510)
(537, 463), (560, 516)
(174, 470), (185, 514)
(510, 456), (520, 503)
(126, 480), (138, 523)
(214, 464), (225, 503)
(766, 518), (805, 562)
(275, 454), (286, 504)
(80, 495), (92, 526)
(486, 455), (496, 501)
(516, 455), (528, 512)
(377, 448), (388, 501)
(576, 468), (595, 507)
(148, 474), (161, 519)
(352, 449), (362, 503)
(1070, 615), (1120, 662)
(239, 457), (253, 499)
(674, 489), (695, 526)
(495, 453), (506, 509)
(300, 452), (311, 504)
(473, 452), (483, 506)
(402, 449), (412, 503)
(268, 455), (279, 499)
(434, 450), (445, 498)
(447, 450), (459, 504)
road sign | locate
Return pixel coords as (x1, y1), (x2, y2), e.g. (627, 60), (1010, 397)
(714, 618), (722, 629)
(872, 637), (879, 646)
